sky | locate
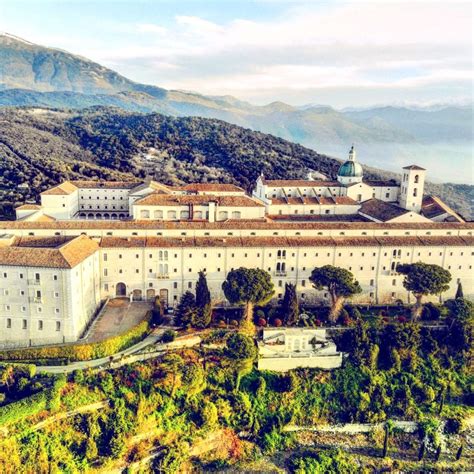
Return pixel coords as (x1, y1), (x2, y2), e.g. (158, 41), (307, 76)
(0, 0), (472, 107)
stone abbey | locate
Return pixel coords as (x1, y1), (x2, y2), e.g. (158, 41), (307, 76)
(0, 148), (472, 347)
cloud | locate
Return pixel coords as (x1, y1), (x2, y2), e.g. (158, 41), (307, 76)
(52, 1), (474, 106)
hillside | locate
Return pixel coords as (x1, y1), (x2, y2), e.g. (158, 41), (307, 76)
(1, 33), (472, 184)
(0, 107), (471, 219)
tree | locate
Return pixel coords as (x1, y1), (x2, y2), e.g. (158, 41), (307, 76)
(222, 267), (274, 334)
(175, 291), (197, 328)
(455, 281), (464, 299)
(445, 298), (473, 357)
(226, 333), (257, 360)
(226, 333), (257, 391)
(282, 283), (299, 326)
(195, 271), (212, 328)
(309, 265), (362, 323)
(397, 263), (451, 319)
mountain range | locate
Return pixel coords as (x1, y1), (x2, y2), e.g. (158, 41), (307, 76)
(1, 32), (472, 183)
(0, 32), (472, 218)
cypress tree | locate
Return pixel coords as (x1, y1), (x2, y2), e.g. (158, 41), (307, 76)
(455, 281), (464, 299)
(456, 444), (463, 461)
(195, 271), (212, 328)
(282, 283), (299, 326)
(382, 423), (389, 458)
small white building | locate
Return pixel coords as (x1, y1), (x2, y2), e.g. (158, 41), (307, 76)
(258, 327), (344, 372)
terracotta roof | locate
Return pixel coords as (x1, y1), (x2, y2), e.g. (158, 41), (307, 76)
(180, 183), (245, 193)
(403, 165), (426, 170)
(70, 180), (140, 189)
(359, 199), (408, 222)
(421, 195), (464, 222)
(134, 194), (264, 207)
(16, 204), (41, 210)
(40, 181), (78, 196)
(130, 181), (172, 194)
(263, 179), (340, 187)
(0, 235), (98, 268)
(1, 220), (472, 231)
(267, 214), (368, 222)
(99, 235), (473, 249)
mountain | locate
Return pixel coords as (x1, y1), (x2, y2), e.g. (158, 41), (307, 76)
(0, 33), (472, 185)
(0, 107), (471, 220)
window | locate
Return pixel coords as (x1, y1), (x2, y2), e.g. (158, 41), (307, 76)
(55, 308), (60, 314)
(103, 269), (108, 277)
(19, 273), (24, 279)
(38, 320), (43, 330)
(54, 292), (59, 298)
(22, 320), (27, 329)
(370, 279), (374, 286)
(53, 274), (58, 281)
(173, 282), (178, 289)
(56, 322), (61, 332)
(414, 174), (419, 184)
(6, 318), (11, 329)
(35, 272), (40, 282)
(392, 279), (396, 286)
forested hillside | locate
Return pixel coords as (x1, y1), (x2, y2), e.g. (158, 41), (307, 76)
(0, 107), (471, 219)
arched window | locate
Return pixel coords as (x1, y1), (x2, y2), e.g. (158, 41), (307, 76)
(164, 251), (168, 260)
(414, 174), (419, 183)
(159, 251), (163, 260)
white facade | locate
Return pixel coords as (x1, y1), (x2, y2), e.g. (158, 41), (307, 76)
(0, 236), (100, 348)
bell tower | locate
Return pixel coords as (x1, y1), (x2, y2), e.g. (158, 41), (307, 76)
(399, 165), (426, 213)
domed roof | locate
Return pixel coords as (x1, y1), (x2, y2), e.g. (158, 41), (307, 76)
(338, 160), (363, 177)
(337, 145), (363, 178)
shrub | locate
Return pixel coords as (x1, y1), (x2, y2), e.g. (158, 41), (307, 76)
(230, 319), (239, 327)
(257, 318), (267, 327)
(162, 330), (176, 343)
(273, 318), (282, 327)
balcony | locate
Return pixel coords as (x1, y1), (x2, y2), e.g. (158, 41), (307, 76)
(149, 273), (169, 280)
(275, 271), (287, 277)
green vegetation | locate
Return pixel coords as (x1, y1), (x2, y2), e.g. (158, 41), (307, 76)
(0, 298), (470, 472)
(194, 271), (212, 329)
(282, 283), (299, 326)
(0, 313), (150, 362)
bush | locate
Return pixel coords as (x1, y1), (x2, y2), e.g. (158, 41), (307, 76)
(257, 318), (267, 327)
(273, 318), (282, 327)
(0, 313), (151, 362)
(162, 330), (176, 343)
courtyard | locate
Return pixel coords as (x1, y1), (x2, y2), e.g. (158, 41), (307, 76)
(84, 298), (152, 343)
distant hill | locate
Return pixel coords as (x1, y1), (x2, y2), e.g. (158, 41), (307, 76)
(0, 107), (471, 220)
(1, 33), (472, 184)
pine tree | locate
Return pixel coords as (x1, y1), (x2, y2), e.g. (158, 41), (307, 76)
(282, 283), (299, 326)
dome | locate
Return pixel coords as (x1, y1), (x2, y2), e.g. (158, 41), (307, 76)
(337, 160), (363, 178)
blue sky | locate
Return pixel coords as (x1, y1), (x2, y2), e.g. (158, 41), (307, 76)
(1, 0), (472, 107)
